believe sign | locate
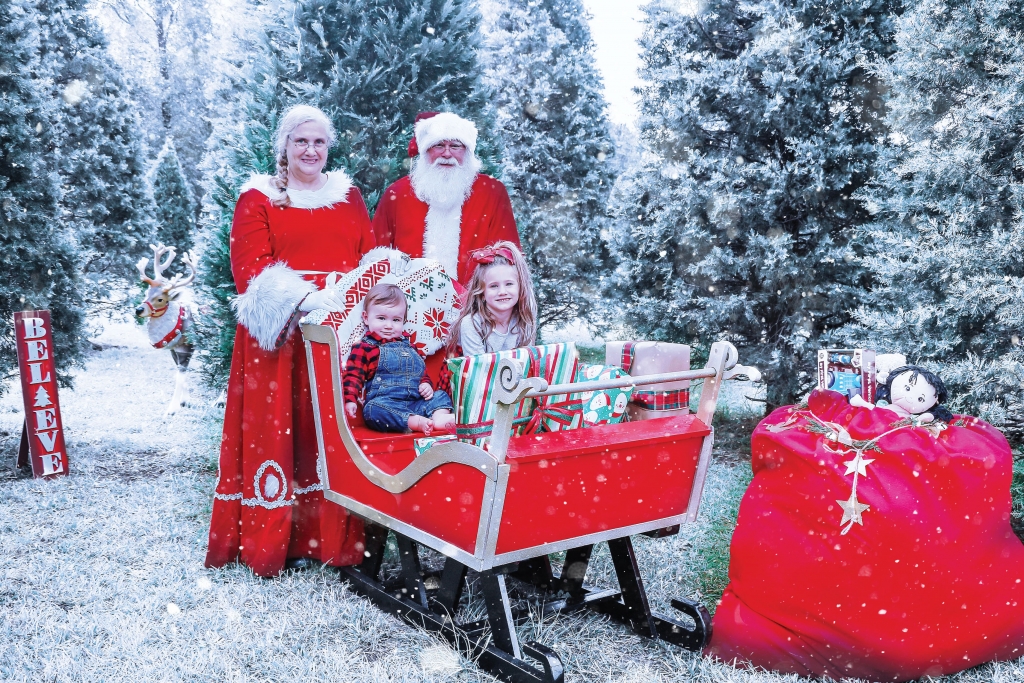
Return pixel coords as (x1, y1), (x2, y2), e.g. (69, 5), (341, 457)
(14, 311), (69, 478)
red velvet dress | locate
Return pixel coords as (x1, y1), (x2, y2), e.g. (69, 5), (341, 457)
(706, 390), (1024, 681)
(371, 174), (520, 284)
(205, 174), (375, 577)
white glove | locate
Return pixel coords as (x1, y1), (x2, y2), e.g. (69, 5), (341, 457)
(299, 287), (343, 312)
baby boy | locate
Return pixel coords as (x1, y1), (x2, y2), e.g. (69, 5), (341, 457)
(343, 283), (457, 434)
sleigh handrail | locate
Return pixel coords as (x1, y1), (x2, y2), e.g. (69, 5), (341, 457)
(302, 324), (499, 494)
(524, 368), (718, 399)
(485, 341), (757, 462)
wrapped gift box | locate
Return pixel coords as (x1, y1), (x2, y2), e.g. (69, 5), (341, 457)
(816, 348), (877, 402)
(605, 341), (691, 421)
(414, 434), (458, 457)
(542, 363), (633, 432)
(448, 342), (579, 446)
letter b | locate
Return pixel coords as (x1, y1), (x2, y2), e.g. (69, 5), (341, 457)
(22, 317), (47, 340)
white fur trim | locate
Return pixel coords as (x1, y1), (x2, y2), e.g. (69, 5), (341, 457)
(422, 204), (462, 278)
(359, 247), (412, 275)
(415, 113), (478, 155)
(232, 263), (316, 351)
(239, 170), (353, 209)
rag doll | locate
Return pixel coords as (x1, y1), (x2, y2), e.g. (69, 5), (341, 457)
(851, 362), (953, 423)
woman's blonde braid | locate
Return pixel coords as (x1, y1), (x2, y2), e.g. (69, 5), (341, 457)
(269, 150), (291, 208)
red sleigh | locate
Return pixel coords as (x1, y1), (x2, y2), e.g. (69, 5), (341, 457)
(303, 322), (755, 683)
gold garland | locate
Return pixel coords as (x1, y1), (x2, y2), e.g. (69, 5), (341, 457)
(766, 406), (946, 534)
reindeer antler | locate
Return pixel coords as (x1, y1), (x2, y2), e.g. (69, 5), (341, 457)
(164, 251), (197, 292)
(150, 243), (177, 282)
(136, 256), (157, 286)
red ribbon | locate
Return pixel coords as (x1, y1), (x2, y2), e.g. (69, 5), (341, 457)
(469, 246), (516, 266)
(521, 399), (582, 435)
(153, 306), (186, 349)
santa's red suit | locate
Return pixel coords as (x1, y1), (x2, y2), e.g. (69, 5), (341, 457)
(205, 171), (372, 577)
(372, 174), (520, 284)
(371, 111), (521, 285)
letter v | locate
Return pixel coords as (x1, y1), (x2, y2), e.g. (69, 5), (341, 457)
(36, 430), (59, 452)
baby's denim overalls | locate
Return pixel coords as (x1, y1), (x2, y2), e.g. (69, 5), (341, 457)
(362, 336), (453, 432)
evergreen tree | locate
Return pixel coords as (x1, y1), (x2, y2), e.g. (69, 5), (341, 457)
(291, 0), (499, 209)
(607, 0), (898, 408)
(151, 138), (195, 253)
(36, 0), (156, 306)
(93, 0), (223, 220)
(843, 0), (1024, 440)
(194, 22), (294, 389)
(194, 0), (496, 388)
(485, 0), (616, 333)
(0, 0), (84, 388)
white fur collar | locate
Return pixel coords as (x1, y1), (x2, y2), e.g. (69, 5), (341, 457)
(240, 171), (353, 209)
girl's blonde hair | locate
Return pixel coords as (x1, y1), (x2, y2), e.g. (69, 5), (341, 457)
(269, 104), (337, 207)
(449, 241), (537, 353)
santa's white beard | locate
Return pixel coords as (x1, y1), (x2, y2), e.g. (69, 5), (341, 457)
(410, 154), (481, 278)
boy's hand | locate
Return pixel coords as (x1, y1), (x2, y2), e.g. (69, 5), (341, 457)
(419, 382), (434, 400)
(345, 402), (358, 418)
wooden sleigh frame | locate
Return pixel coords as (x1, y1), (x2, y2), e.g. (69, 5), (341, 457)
(303, 323), (754, 683)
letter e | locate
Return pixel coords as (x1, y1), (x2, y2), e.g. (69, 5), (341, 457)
(41, 452), (64, 476)
(26, 339), (49, 362)
(34, 408), (57, 431)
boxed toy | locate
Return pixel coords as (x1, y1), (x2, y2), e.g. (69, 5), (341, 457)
(817, 348), (876, 402)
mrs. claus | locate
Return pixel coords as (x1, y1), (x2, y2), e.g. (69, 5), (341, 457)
(205, 105), (371, 577)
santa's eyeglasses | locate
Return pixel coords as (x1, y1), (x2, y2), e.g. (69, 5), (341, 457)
(429, 141), (466, 152)
(290, 137), (329, 151)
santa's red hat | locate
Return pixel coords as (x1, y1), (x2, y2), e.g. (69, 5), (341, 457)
(407, 111), (478, 158)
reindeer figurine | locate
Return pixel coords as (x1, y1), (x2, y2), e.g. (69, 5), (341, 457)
(135, 244), (196, 417)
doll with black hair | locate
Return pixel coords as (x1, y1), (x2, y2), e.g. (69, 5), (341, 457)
(851, 364), (954, 423)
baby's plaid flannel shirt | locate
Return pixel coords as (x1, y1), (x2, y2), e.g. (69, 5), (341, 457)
(343, 331), (433, 404)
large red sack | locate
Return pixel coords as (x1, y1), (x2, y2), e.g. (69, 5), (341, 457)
(705, 390), (1024, 681)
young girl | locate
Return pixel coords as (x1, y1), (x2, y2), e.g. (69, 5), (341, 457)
(449, 241), (538, 355)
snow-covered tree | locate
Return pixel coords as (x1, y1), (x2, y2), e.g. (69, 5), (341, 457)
(192, 20), (293, 389)
(485, 0), (616, 333)
(291, 0), (499, 209)
(607, 0), (898, 408)
(93, 0), (229, 217)
(842, 0), (1024, 441)
(151, 138), (195, 253)
(194, 0), (497, 388)
(0, 0), (84, 387)
(37, 0), (156, 305)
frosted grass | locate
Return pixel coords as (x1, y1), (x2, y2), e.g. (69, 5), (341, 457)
(0, 322), (1019, 681)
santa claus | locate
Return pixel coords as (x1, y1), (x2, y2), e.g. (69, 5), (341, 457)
(372, 112), (521, 285)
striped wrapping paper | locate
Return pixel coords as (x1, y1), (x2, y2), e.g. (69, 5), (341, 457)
(447, 342), (579, 447)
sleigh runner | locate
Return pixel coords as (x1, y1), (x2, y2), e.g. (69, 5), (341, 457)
(303, 317), (753, 682)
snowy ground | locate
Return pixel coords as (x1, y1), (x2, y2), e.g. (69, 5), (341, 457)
(1, 321), (1021, 682)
